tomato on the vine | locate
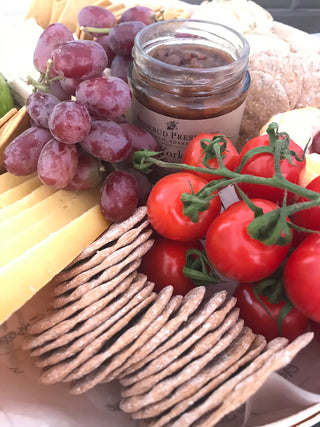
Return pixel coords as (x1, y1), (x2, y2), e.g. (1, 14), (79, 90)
(284, 233), (320, 322)
(205, 198), (292, 282)
(182, 133), (239, 181)
(236, 133), (306, 205)
(139, 235), (203, 296)
(292, 175), (320, 231)
(291, 175), (320, 246)
(147, 172), (221, 241)
(233, 282), (309, 342)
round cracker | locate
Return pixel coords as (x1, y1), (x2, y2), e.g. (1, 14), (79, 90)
(240, 70), (290, 146)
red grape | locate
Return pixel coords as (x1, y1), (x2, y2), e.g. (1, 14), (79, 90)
(78, 5), (117, 37)
(65, 150), (101, 190)
(110, 55), (132, 82)
(26, 91), (60, 129)
(126, 167), (153, 205)
(100, 170), (139, 222)
(94, 35), (115, 67)
(33, 23), (74, 75)
(108, 21), (146, 56)
(51, 40), (108, 79)
(75, 75), (131, 119)
(311, 130), (320, 154)
(4, 127), (52, 175)
(119, 6), (156, 25)
(48, 100), (91, 144)
(120, 123), (159, 163)
(59, 77), (82, 96)
(49, 80), (71, 101)
(37, 139), (79, 188)
(80, 120), (131, 162)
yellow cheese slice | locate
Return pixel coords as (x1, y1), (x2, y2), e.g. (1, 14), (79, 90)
(0, 188), (100, 267)
(0, 184), (57, 223)
(0, 204), (110, 324)
(0, 175), (42, 208)
(0, 188), (79, 240)
(0, 172), (37, 193)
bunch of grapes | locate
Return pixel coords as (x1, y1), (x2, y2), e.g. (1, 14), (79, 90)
(4, 6), (160, 223)
(79, 5), (158, 82)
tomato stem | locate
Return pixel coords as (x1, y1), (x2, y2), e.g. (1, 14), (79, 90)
(183, 248), (220, 286)
(133, 123), (320, 246)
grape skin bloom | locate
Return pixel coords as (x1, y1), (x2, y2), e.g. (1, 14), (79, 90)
(75, 76), (132, 119)
(48, 101), (91, 144)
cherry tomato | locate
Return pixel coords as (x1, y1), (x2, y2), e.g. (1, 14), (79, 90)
(291, 176), (320, 246)
(182, 133), (239, 181)
(205, 198), (292, 282)
(139, 235), (203, 296)
(233, 282), (309, 342)
(284, 233), (320, 322)
(292, 175), (320, 231)
(147, 172), (221, 241)
(236, 133), (306, 205)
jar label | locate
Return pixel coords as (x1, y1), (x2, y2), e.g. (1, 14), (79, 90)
(127, 97), (246, 164)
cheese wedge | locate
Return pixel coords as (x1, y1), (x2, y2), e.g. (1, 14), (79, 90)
(0, 188), (99, 267)
(0, 172), (110, 325)
(0, 204), (109, 324)
(0, 184), (57, 222)
(0, 188), (79, 239)
(0, 175), (42, 208)
(0, 171), (37, 193)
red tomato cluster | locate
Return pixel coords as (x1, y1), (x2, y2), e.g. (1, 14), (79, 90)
(141, 131), (320, 342)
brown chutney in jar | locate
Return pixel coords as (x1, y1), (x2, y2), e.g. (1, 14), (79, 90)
(127, 19), (250, 165)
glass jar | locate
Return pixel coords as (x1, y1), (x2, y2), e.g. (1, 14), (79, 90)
(127, 19), (250, 165)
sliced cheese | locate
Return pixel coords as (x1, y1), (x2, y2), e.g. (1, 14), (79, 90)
(0, 188), (100, 267)
(0, 175), (42, 208)
(0, 205), (110, 324)
(0, 184), (57, 223)
(0, 171), (37, 193)
(0, 188), (79, 240)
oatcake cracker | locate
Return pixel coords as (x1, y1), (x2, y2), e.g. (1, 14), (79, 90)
(149, 334), (267, 427)
(27, 266), (142, 356)
(53, 217), (150, 288)
(190, 333), (314, 427)
(40, 283), (156, 384)
(53, 229), (153, 304)
(119, 319), (245, 414)
(24, 266), (139, 353)
(36, 275), (153, 367)
(61, 206), (148, 271)
(119, 292), (235, 385)
(249, 52), (303, 109)
(239, 70), (290, 148)
(119, 290), (229, 383)
(295, 53), (320, 109)
(26, 261), (141, 340)
(66, 286), (174, 392)
(130, 326), (255, 421)
(102, 295), (183, 383)
(121, 307), (240, 398)
(168, 336), (289, 427)
(62, 287), (204, 393)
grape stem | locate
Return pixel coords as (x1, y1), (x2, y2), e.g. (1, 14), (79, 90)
(133, 122), (320, 246)
(80, 26), (112, 34)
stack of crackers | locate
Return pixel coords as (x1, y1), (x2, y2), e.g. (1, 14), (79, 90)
(22, 205), (314, 426)
(0, 107), (30, 173)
